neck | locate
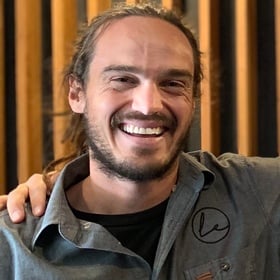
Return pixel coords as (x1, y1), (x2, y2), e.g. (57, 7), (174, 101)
(66, 158), (179, 215)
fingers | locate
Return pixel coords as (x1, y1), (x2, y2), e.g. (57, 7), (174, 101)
(26, 174), (48, 217)
(0, 195), (8, 210)
(4, 172), (57, 223)
(7, 184), (29, 223)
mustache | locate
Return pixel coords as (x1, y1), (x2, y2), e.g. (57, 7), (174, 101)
(111, 111), (177, 128)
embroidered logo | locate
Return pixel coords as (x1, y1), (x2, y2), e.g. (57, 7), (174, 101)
(192, 207), (230, 244)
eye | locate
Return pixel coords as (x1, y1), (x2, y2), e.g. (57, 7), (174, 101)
(110, 76), (138, 92)
(159, 79), (192, 96)
(163, 80), (185, 87)
(113, 77), (132, 83)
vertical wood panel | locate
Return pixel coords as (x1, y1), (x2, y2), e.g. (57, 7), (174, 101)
(275, 0), (280, 154)
(51, 0), (78, 160)
(198, 0), (220, 155)
(162, 0), (182, 10)
(87, 0), (111, 21)
(126, 0), (140, 4)
(15, 0), (43, 182)
(0, 0), (5, 192)
(235, 0), (257, 156)
(162, 0), (173, 9)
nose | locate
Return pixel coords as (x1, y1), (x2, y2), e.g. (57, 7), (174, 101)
(131, 83), (163, 114)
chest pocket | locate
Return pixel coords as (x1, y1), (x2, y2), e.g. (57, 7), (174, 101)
(183, 246), (255, 280)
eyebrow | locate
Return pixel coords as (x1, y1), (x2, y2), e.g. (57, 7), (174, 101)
(103, 65), (142, 74)
(159, 69), (193, 80)
(102, 65), (193, 79)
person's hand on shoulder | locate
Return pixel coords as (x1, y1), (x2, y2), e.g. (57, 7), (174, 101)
(0, 194), (8, 211)
(0, 172), (58, 223)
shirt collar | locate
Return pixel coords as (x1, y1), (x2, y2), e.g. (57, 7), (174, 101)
(32, 151), (214, 249)
(32, 154), (90, 249)
(179, 152), (215, 189)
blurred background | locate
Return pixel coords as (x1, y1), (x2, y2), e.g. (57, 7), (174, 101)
(0, 0), (279, 192)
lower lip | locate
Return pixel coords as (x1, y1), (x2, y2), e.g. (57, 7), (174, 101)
(118, 129), (165, 146)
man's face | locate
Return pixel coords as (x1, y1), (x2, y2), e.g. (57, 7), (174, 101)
(70, 16), (195, 182)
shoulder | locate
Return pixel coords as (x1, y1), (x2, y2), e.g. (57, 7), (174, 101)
(185, 151), (280, 219)
(186, 151), (279, 192)
(186, 150), (279, 174)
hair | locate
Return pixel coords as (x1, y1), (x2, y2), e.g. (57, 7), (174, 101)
(43, 3), (203, 181)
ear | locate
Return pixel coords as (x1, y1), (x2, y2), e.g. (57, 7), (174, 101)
(68, 75), (86, 113)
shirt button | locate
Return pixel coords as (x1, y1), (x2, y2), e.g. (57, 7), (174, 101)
(81, 222), (91, 229)
(220, 262), (230, 271)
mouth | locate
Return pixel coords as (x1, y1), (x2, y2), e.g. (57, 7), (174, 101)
(111, 111), (175, 138)
(120, 124), (166, 137)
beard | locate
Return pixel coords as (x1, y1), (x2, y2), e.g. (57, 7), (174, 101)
(83, 112), (191, 183)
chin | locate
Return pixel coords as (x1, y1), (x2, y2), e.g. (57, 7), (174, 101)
(117, 156), (178, 182)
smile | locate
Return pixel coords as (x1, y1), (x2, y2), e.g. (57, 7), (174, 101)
(121, 124), (165, 136)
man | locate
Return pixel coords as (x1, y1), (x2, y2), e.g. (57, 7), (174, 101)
(0, 3), (280, 280)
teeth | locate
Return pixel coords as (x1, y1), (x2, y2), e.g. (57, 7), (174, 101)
(122, 124), (163, 135)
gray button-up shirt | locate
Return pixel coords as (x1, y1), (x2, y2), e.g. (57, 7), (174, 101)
(0, 152), (279, 279)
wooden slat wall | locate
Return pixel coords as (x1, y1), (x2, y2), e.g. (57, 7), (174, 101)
(275, 0), (280, 154)
(126, 0), (140, 5)
(162, 0), (173, 9)
(198, 0), (220, 155)
(51, 0), (78, 160)
(87, 0), (111, 21)
(0, 0), (5, 192)
(162, 0), (183, 11)
(235, 0), (258, 156)
(2, 0), (279, 191)
(15, 0), (43, 182)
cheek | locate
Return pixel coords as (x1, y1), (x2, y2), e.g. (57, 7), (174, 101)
(170, 98), (194, 127)
(86, 95), (127, 125)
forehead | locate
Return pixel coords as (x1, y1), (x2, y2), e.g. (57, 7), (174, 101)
(92, 16), (194, 72)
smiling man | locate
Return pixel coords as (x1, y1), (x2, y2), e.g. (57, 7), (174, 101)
(66, 15), (195, 216)
(0, 4), (280, 280)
